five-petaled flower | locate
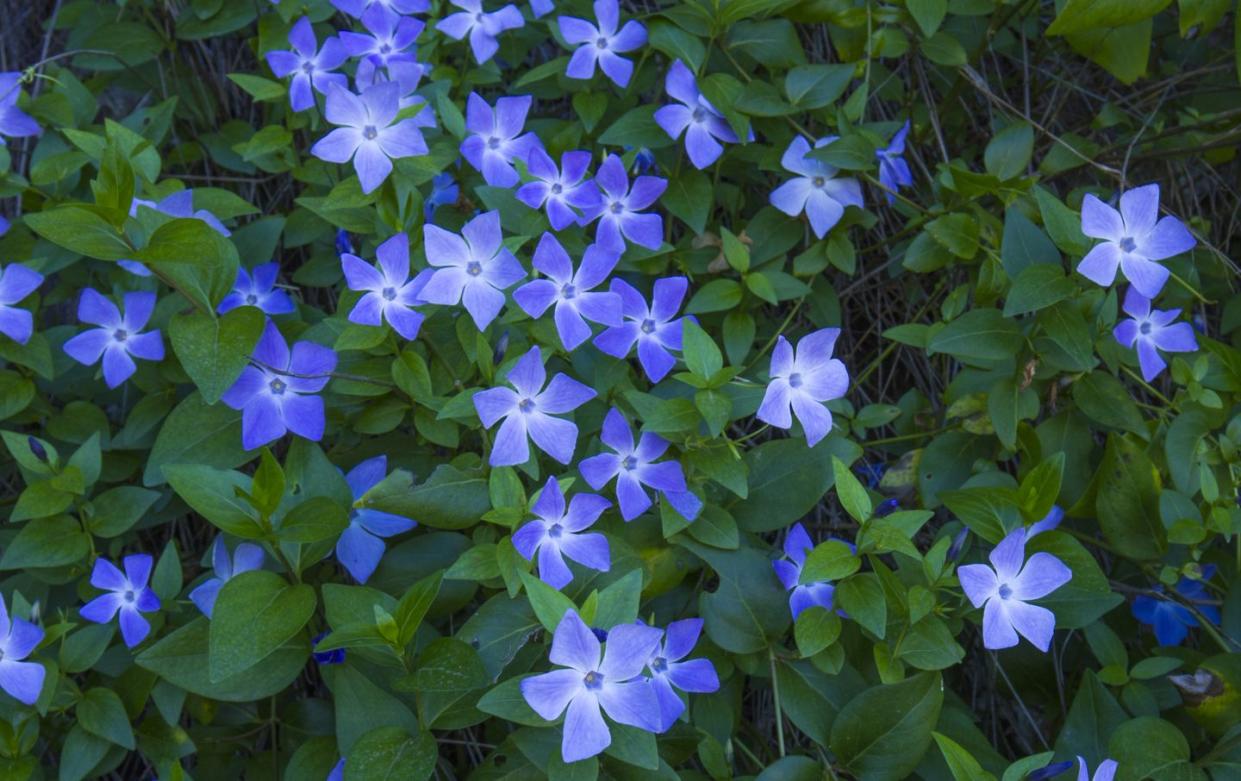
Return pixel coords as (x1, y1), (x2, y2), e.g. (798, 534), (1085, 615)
(312, 82), (430, 195)
(64, 289), (165, 389)
(218, 262), (297, 316)
(957, 527), (1072, 651)
(1132, 565), (1219, 646)
(580, 154), (667, 251)
(0, 71), (39, 143)
(770, 136), (863, 238)
(1113, 286), (1198, 382)
(265, 18), (348, 112)
(520, 610), (663, 762)
(558, 0), (646, 88)
(80, 554), (161, 648)
(773, 523), (844, 619)
(1078, 183), (1196, 298)
(512, 477), (611, 589)
(337, 455), (417, 583)
(473, 345), (596, 466)
(461, 93), (539, 188)
(516, 147), (601, 230)
(421, 210), (525, 330)
(876, 120), (913, 204)
(435, 0), (524, 64)
(0, 261), (42, 344)
(342, 234), (432, 340)
(655, 59), (743, 170)
(222, 320), (338, 450)
(646, 618), (719, 731)
(756, 327), (848, 447)
(0, 593), (45, 705)
(579, 407), (698, 521)
(593, 276), (688, 383)
(513, 233), (621, 351)
(189, 537), (265, 618)
(340, 5), (425, 89)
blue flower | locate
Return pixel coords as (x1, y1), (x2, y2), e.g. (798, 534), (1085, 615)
(336, 455), (417, 583)
(1132, 565), (1220, 646)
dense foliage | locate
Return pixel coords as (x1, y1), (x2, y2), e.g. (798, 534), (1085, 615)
(0, 0), (1240, 778)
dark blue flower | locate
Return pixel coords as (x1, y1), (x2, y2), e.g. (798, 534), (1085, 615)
(1132, 565), (1220, 646)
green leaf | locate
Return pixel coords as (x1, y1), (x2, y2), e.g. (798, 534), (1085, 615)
(1095, 434), (1167, 560)
(830, 672), (944, 781)
(802, 540), (861, 583)
(1003, 264), (1075, 316)
(278, 496), (350, 543)
(683, 319), (724, 378)
(926, 213), (980, 259)
(88, 486), (160, 538)
(144, 392), (251, 486)
(344, 727), (436, 781)
(166, 464), (266, 538)
(365, 464), (489, 529)
(794, 607), (842, 657)
(648, 20), (707, 70)
(598, 106), (675, 149)
(784, 63), (853, 108)
(1000, 207), (1061, 277)
(732, 435), (861, 532)
(907, 0), (948, 36)
(519, 570), (577, 632)
(1047, 0), (1172, 35)
(410, 637), (489, 693)
(687, 279), (744, 314)
(678, 539), (790, 653)
(921, 31), (967, 66)
(983, 122), (1034, 181)
(807, 134), (877, 170)
(1073, 372), (1146, 437)
(1108, 717), (1198, 780)
(77, 688), (135, 750)
(395, 570), (444, 646)
(832, 456), (872, 522)
(169, 306), (265, 404)
(927, 309), (1024, 365)
(135, 218), (240, 312)
(932, 732), (994, 781)
(837, 573), (887, 638)
(209, 570), (316, 681)
(136, 617), (309, 702)
(0, 515), (90, 570)
(24, 206), (133, 259)
(663, 170), (712, 235)
(226, 72), (285, 101)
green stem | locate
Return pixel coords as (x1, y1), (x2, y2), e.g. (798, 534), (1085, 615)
(768, 648), (785, 757)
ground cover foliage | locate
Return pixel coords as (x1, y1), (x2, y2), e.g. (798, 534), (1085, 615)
(0, 0), (1240, 778)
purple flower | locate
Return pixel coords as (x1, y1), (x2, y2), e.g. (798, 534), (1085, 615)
(531, 0), (554, 17)
(460, 93), (539, 188)
(756, 327), (848, 447)
(331, 0), (429, 18)
(646, 618), (719, 732)
(579, 408), (695, 521)
(580, 154), (666, 251)
(337, 455), (417, 583)
(512, 477), (611, 589)
(0, 215), (8, 235)
(1113, 286), (1198, 382)
(770, 136), (863, 239)
(876, 120), (913, 204)
(1027, 505), (1063, 538)
(80, 554), (161, 648)
(958, 527), (1072, 651)
(593, 277), (687, 383)
(63, 290), (164, 389)
(0, 593), (44, 705)
(326, 758), (346, 781)
(420, 210), (525, 330)
(1078, 758), (1118, 781)
(1078, 183), (1196, 298)
(340, 6), (425, 89)
(218, 263), (296, 316)
(1132, 565), (1219, 646)
(435, 0), (524, 64)
(0, 72), (39, 144)
(520, 610), (662, 762)
(558, 0), (646, 87)
(773, 523), (841, 620)
(265, 18), (348, 112)
(0, 262), (43, 344)
(342, 234), (432, 340)
(473, 345), (596, 466)
(654, 60), (742, 169)
(312, 82), (430, 195)
(221, 321), (337, 450)
(189, 537), (265, 618)
(426, 172), (459, 220)
(513, 234), (622, 351)
(515, 148), (601, 230)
